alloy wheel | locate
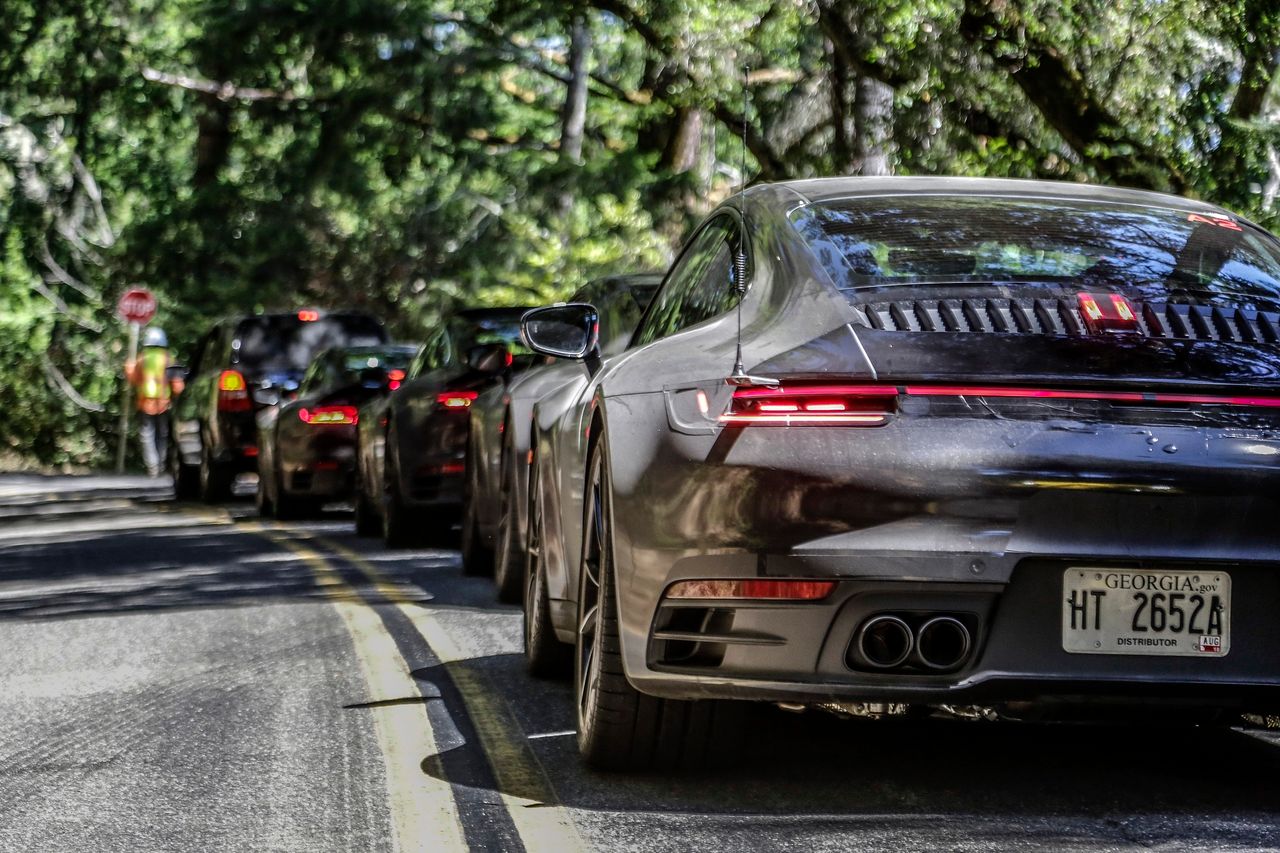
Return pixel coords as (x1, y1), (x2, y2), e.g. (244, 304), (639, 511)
(575, 454), (605, 729)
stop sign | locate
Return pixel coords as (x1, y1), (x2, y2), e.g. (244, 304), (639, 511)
(117, 288), (157, 325)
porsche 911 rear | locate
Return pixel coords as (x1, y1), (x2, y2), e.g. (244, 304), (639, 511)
(619, 188), (1280, 720)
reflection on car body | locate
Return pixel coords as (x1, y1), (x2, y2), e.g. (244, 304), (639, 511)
(520, 176), (1280, 770)
(462, 273), (661, 600)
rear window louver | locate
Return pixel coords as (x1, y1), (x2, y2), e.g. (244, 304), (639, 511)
(855, 298), (1280, 344)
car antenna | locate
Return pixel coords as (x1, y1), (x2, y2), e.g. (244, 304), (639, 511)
(728, 62), (779, 389)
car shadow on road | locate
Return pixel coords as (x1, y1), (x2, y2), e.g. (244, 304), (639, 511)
(0, 502), (359, 620)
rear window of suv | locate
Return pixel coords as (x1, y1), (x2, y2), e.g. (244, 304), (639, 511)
(791, 195), (1280, 309)
(233, 315), (387, 373)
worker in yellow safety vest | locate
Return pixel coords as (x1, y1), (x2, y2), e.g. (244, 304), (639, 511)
(125, 327), (185, 477)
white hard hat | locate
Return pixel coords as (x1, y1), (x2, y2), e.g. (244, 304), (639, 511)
(143, 327), (168, 348)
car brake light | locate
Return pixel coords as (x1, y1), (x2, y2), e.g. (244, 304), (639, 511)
(1077, 292), (1139, 333)
(437, 390), (479, 409)
(299, 405), (358, 425)
(720, 385), (896, 426)
(298, 309), (320, 322)
(217, 370), (251, 412)
(666, 579), (836, 600)
(387, 369), (405, 392)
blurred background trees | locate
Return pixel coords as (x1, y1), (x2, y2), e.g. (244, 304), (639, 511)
(1, 0), (1278, 467)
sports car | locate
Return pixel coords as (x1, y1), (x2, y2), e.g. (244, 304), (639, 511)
(355, 307), (533, 545)
(256, 344), (417, 518)
(461, 273), (661, 600)
(520, 176), (1280, 770)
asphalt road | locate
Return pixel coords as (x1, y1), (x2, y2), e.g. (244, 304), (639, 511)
(2, 475), (1279, 852)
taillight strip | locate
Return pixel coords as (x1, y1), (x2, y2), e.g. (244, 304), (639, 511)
(719, 382), (1280, 427)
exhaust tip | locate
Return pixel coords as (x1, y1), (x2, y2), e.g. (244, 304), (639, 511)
(916, 616), (972, 671)
(855, 615), (914, 669)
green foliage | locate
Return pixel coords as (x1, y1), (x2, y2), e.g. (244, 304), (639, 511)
(0, 0), (1277, 468)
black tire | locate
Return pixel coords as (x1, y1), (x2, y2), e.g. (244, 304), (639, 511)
(198, 442), (233, 503)
(255, 463), (276, 518)
(382, 427), (418, 547)
(460, 447), (493, 576)
(524, 460), (571, 678)
(575, 435), (744, 771)
(493, 435), (525, 604)
(354, 480), (381, 537)
(170, 440), (199, 501)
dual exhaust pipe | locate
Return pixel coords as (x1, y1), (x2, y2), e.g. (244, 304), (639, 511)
(854, 614), (972, 672)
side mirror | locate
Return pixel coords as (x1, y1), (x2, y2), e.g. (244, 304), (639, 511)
(521, 303), (599, 360)
(467, 342), (511, 373)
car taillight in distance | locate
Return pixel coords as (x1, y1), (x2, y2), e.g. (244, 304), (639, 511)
(299, 406), (359, 426)
(666, 579), (837, 601)
(387, 369), (405, 391)
(720, 385), (897, 426)
(437, 390), (479, 410)
(217, 370), (252, 412)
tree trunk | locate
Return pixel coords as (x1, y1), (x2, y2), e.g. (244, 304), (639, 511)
(661, 106), (703, 174)
(851, 75), (893, 176)
(556, 15), (591, 218)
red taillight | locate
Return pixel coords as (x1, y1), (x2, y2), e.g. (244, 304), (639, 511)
(243, 446), (259, 457)
(720, 385), (896, 426)
(666, 579), (837, 600)
(387, 369), (405, 392)
(298, 309), (320, 322)
(437, 390), (479, 410)
(1077, 292), (1138, 333)
(217, 370), (251, 412)
(299, 405), (358, 426)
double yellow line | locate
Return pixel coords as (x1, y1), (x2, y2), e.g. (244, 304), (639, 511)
(240, 519), (585, 853)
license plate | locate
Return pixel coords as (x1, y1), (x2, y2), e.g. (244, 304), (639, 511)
(1061, 568), (1231, 657)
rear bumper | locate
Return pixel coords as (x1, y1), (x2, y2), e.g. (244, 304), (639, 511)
(628, 560), (1280, 708)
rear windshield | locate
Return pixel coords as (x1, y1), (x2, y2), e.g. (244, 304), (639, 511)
(792, 196), (1280, 309)
(339, 348), (415, 382)
(234, 315), (387, 373)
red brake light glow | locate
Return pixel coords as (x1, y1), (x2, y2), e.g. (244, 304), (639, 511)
(1077, 292), (1139, 333)
(720, 385), (897, 426)
(299, 405), (358, 425)
(387, 369), (405, 391)
(666, 579), (837, 601)
(217, 370), (251, 412)
(716, 381), (1280, 427)
(437, 390), (479, 409)
(298, 309), (320, 322)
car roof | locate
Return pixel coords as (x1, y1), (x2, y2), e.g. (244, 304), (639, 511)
(748, 175), (1226, 216)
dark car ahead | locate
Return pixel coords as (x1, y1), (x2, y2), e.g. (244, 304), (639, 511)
(255, 344), (418, 519)
(355, 307), (534, 545)
(170, 310), (388, 501)
(519, 176), (1280, 770)
(461, 273), (662, 598)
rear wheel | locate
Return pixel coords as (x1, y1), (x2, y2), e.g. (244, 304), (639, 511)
(575, 437), (744, 771)
(382, 427), (418, 547)
(170, 439), (198, 501)
(354, 477), (381, 536)
(524, 460), (571, 678)
(493, 436), (525, 604)
(460, 446), (493, 576)
(198, 442), (233, 503)
(255, 461), (276, 518)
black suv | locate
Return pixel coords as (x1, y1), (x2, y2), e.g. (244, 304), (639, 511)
(170, 310), (387, 501)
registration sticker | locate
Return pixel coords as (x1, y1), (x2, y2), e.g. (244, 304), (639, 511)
(1061, 568), (1231, 657)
